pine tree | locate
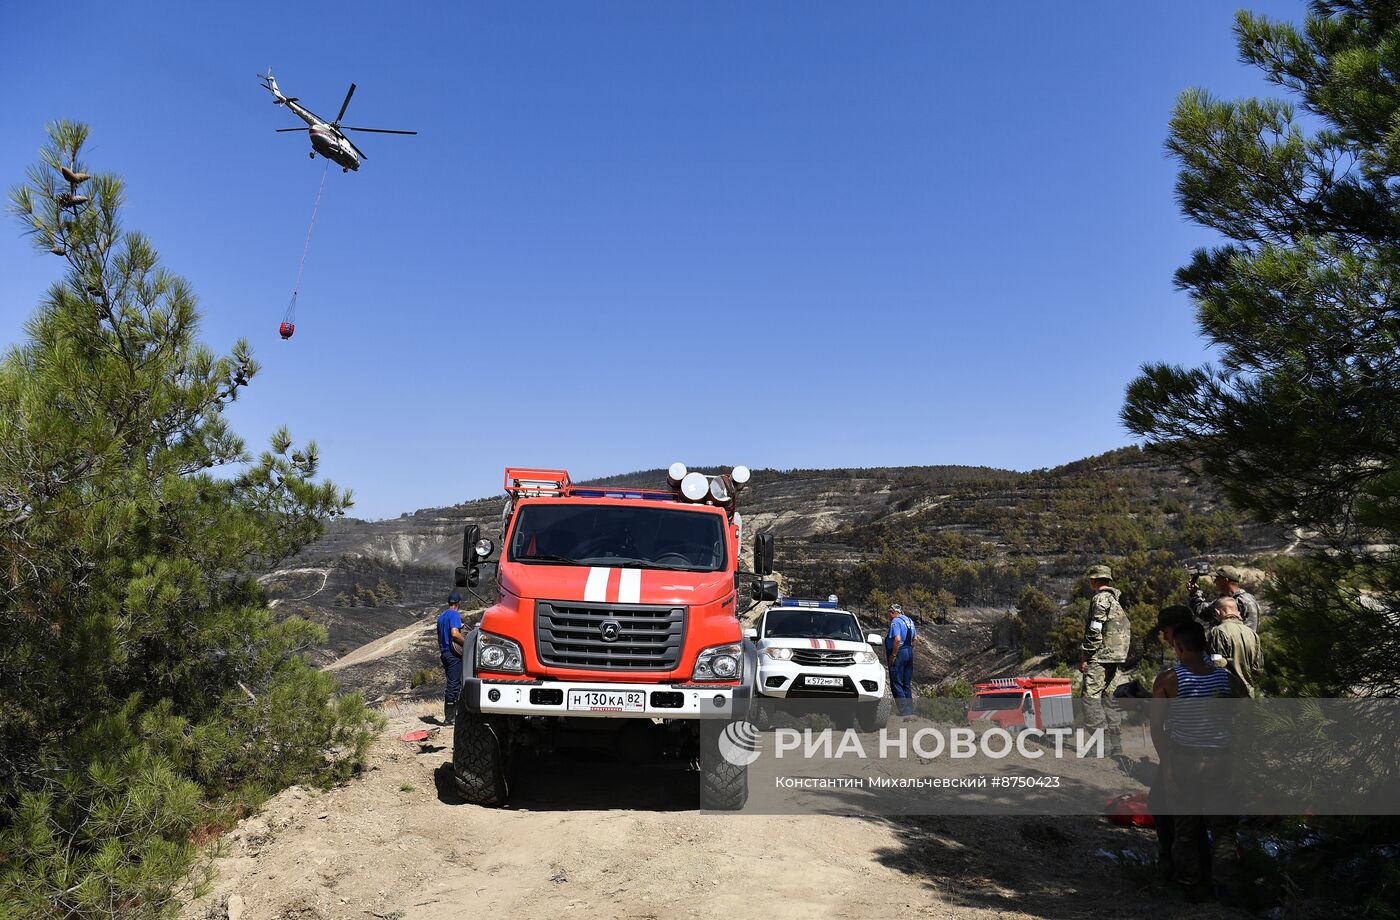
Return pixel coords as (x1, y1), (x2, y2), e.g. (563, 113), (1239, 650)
(1122, 2), (1400, 694)
(1, 122), (378, 917)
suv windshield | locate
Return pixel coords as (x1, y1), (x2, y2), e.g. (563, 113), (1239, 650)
(762, 609), (864, 642)
(508, 503), (727, 572)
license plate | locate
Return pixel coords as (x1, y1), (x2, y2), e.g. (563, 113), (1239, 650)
(567, 689), (646, 712)
(804, 676), (844, 688)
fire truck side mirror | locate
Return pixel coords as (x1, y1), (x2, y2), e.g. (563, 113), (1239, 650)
(754, 533), (775, 575)
(460, 524), (482, 587)
(462, 525), (481, 565)
(751, 578), (779, 602)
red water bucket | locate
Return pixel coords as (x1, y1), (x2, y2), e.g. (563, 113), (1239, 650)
(279, 322), (295, 340)
(1106, 793), (1156, 829)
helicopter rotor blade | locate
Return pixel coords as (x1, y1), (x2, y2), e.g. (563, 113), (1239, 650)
(343, 135), (369, 161)
(335, 83), (356, 123)
(341, 127), (418, 135)
(275, 127), (311, 132)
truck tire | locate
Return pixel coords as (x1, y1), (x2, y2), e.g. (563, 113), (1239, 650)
(858, 691), (892, 733)
(699, 723), (750, 810)
(452, 708), (508, 806)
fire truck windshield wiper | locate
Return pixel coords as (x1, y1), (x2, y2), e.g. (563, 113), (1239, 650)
(596, 557), (694, 571)
(516, 553), (579, 565)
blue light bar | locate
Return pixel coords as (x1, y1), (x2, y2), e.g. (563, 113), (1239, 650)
(775, 597), (840, 608)
(569, 488), (678, 502)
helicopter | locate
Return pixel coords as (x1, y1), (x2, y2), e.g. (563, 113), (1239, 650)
(259, 70), (416, 172)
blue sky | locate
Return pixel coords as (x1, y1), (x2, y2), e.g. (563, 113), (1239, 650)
(0, 1), (1303, 519)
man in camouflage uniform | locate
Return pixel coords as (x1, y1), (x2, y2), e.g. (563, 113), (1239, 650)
(1207, 596), (1262, 698)
(1079, 564), (1130, 756)
(1189, 564), (1262, 632)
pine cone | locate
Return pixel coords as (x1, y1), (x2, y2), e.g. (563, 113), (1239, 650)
(59, 166), (91, 185)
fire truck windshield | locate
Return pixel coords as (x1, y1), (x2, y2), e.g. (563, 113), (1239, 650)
(971, 693), (1024, 711)
(508, 504), (727, 572)
(762, 610), (864, 642)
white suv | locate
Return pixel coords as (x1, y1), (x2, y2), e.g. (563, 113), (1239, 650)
(746, 598), (891, 731)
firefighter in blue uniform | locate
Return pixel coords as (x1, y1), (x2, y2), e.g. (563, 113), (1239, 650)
(885, 603), (917, 717)
(436, 590), (465, 724)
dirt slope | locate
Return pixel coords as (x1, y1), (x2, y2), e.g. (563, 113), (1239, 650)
(186, 697), (1241, 920)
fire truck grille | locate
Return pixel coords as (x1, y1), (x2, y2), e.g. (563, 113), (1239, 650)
(536, 602), (686, 671)
(790, 649), (856, 667)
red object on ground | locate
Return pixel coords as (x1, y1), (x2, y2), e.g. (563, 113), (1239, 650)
(399, 729), (433, 743)
(1106, 793), (1156, 828)
(279, 322), (295, 340)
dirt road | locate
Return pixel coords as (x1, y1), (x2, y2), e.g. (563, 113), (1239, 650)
(186, 700), (1241, 920)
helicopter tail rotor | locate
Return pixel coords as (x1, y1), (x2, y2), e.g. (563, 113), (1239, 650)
(258, 70), (298, 104)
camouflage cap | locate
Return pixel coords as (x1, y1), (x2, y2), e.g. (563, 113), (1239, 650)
(1085, 564), (1113, 581)
(1213, 565), (1242, 583)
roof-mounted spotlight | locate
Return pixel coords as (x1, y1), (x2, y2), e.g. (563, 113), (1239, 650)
(679, 471), (709, 501)
(667, 462), (688, 490)
(731, 465), (751, 489)
(708, 475), (732, 504)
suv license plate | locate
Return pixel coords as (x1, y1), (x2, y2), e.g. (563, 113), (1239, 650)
(567, 690), (646, 712)
(804, 676), (844, 688)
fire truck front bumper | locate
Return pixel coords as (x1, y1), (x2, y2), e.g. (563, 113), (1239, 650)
(463, 677), (751, 719)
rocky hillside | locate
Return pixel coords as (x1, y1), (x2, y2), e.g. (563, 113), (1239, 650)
(264, 447), (1288, 667)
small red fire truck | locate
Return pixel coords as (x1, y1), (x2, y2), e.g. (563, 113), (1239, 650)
(966, 677), (1074, 731)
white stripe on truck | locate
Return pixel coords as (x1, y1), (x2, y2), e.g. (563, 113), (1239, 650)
(618, 568), (641, 604)
(584, 567), (610, 603)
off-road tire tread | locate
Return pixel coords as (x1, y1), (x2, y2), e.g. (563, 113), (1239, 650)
(452, 707), (508, 806)
(858, 689), (893, 732)
(700, 744), (748, 810)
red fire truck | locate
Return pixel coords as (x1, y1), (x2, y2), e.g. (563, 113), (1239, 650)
(450, 464), (777, 808)
(966, 677), (1074, 731)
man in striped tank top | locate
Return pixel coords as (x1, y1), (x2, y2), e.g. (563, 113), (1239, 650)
(1150, 619), (1236, 901)
(1145, 604), (1194, 883)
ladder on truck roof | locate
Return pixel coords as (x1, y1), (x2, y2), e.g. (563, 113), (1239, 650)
(504, 468), (572, 497)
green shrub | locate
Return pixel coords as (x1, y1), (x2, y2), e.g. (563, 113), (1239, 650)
(936, 679), (973, 699)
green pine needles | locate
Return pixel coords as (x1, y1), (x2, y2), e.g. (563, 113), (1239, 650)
(1124, 2), (1400, 698)
(1, 122), (382, 918)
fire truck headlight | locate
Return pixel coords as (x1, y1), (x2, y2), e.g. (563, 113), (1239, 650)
(851, 649), (876, 665)
(764, 647), (793, 661)
(680, 472), (709, 502)
(476, 632), (524, 673)
(693, 643), (743, 681)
